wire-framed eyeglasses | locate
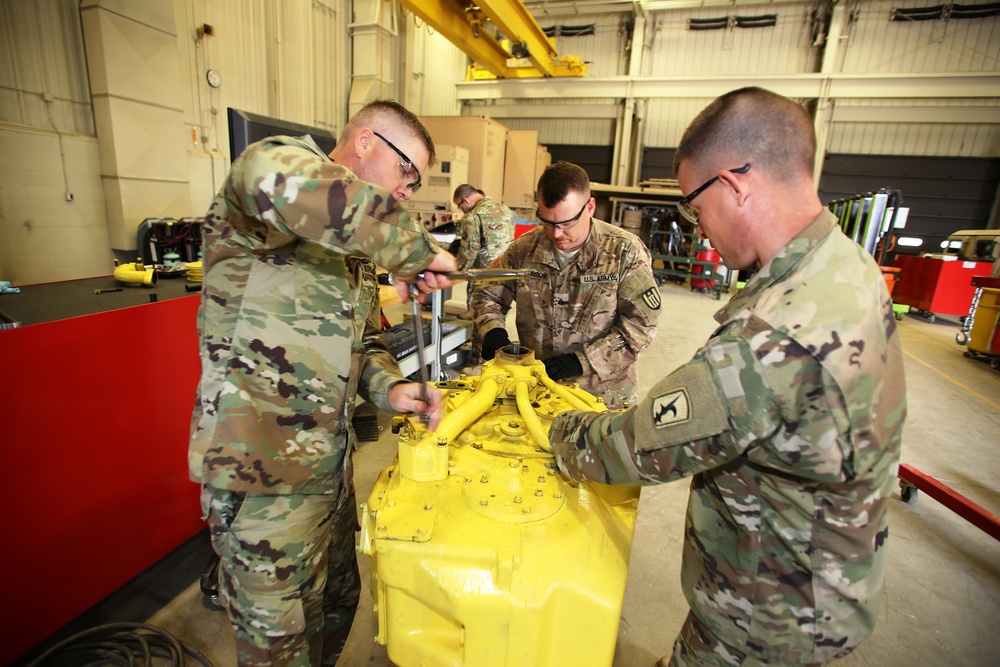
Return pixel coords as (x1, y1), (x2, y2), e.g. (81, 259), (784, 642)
(536, 199), (589, 230)
(675, 164), (750, 224)
(373, 131), (422, 193)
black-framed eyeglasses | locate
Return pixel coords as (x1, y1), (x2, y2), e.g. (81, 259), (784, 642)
(373, 131), (422, 193)
(536, 199), (590, 229)
(676, 163), (750, 224)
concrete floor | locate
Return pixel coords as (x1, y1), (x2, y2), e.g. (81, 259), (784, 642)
(28, 281), (1000, 666)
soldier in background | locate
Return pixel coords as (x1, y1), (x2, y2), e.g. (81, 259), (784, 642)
(189, 100), (455, 666)
(452, 184), (516, 279)
(548, 88), (907, 666)
(473, 161), (659, 409)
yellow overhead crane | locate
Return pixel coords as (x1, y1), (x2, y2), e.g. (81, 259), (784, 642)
(397, 0), (588, 78)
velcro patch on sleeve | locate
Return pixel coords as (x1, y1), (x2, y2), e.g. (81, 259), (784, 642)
(635, 357), (731, 453)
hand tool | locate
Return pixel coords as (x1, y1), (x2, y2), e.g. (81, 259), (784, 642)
(379, 268), (532, 426)
(94, 288), (124, 294)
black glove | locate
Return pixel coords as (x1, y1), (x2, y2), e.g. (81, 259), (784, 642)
(481, 328), (511, 361)
(447, 238), (461, 256)
(543, 353), (583, 381)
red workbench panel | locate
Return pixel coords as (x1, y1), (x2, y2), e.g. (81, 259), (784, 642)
(891, 255), (993, 316)
(0, 296), (204, 663)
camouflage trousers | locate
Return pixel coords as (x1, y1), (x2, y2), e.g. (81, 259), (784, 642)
(201, 482), (361, 667)
(658, 612), (828, 667)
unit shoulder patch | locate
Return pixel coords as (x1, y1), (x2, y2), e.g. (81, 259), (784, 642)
(653, 389), (690, 427)
(641, 286), (661, 310)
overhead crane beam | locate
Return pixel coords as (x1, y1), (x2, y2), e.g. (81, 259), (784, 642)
(397, 0), (586, 78)
(475, 0), (557, 76)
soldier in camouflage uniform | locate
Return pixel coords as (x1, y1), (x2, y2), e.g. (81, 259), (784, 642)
(189, 100), (456, 667)
(452, 184), (516, 313)
(548, 88), (907, 666)
(473, 161), (660, 409)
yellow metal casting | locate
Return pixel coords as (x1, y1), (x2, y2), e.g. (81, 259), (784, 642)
(113, 259), (157, 287)
(359, 345), (640, 667)
(398, 0), (588, 79)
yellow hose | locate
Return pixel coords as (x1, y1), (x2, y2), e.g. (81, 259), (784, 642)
(515, 380), (550, 451)
(538, 373), (595, 412)
(434, 375), (503, 445)
(113, 259), (157, 287)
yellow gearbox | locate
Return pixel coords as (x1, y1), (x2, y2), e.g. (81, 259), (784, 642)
(359, 345), (640, 667)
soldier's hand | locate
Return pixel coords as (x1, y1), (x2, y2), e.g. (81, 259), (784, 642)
(543, 354), (583, 381)
(387, 382), (447, 431)
(394, 248), (457, 303)
(481, 328), (511, 361)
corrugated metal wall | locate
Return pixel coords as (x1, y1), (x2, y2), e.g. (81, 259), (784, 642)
(644, 3), (818, 76)
(0, 0), (93, 135)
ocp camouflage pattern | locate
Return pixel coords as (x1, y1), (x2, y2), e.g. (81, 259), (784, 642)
(455, 195), (515, 271)
(549, 211), (906, 664)
(474, 218), (660, 408)
(189, 135), (439, 496)
(201, 486), (361, 665)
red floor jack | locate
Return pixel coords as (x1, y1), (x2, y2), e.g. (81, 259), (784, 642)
(898, 464), (1000, 541)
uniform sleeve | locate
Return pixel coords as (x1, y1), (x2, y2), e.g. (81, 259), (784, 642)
(548, 335), (781, 485)
(577, 239), (660, 380)
(454, 213), (483, 272)
(472, 252), (516, 340)
(355, 263), (408, 412)
(230, 142), (438, 276)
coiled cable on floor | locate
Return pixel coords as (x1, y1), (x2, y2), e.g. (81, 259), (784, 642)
(26, 622), (214, 667)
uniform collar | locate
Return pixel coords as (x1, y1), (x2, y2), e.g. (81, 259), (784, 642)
(716, 209), (839, 323)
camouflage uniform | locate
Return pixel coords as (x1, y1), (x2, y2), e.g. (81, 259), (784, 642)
(454, 195), (515, 271)
(189, 135), (439, 666)
(549, 211), (906, 665)
(455, 196), (515, 313)
(474, 219), (660, 408)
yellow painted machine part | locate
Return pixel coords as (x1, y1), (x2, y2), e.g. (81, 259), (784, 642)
(396, 0), (587, 79)
(359, 346), (640, 667)
(969, 288), (1000, 353)
(113, 259), (157, 286)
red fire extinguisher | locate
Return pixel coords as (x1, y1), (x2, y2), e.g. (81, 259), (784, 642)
(691, 246), (720, 291)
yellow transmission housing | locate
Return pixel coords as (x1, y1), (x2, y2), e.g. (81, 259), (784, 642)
(359, 345), (640, 667)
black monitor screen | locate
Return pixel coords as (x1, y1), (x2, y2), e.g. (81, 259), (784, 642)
(227, 107), (337, 160)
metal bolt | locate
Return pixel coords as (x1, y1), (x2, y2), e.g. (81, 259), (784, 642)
(535, 489), (543, 497)
(522, 507), (532, 514)
(509, 460), (519, 468)
(480, 475), (489, 483)
(547, 470), (556, 476)
(537, 476), (546, 483)
(424, 504), (433, 511)
(554, 492), (563, 499)
(480, 499), (489, 506)
(509, 421), (518, 428)
(438, 437), (447, 447)
(378, 491), (384, 498)
(513, 496), (522, 504)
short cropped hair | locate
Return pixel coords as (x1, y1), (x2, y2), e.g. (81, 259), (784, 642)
(674, 87), (815, 182)
(537, 161), (590, 208)
(453, 184), (483, 201)
(342, 99), (437, 167)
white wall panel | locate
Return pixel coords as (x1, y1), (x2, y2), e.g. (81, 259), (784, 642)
(411, 18), (467, 117)
(642, 97), (717, 148)
(0, 0), (94, 135)
(841, 0), (1000, 74)
(646, 3), (817, 76)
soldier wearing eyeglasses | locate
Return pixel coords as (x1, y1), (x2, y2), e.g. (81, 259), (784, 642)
(190, 99), (456, 666)
(473, 160), (660, 409)
(548, 88), (906, 666)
